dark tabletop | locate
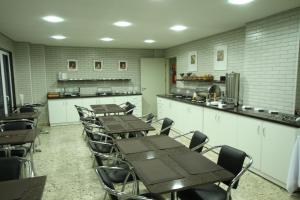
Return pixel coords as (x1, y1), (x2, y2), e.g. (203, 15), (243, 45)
(116, 135), (234, 194)
(0, 112), (39, 121)
(98, 115), (155, 135)
(90, 104), (125, 114)
(0, 129), (40, 145)
(0, 176), (46, 200)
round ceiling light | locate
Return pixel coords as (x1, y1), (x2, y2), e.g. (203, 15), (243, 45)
(100, 37), (114, 42)
(170, 25), (187, 32)
(228, 0), (255, 5)
(113, 21), (132, 27)
(50, 35), (66, 40)
(144, 39), (156, 43)
(43, 15), (64, 23)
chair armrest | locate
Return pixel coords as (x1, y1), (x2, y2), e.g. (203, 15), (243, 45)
(89, 140), (113, 146)
(200, 145), (223, 155)
(152, 118), (165, 123)
(172, 131), (195, 139)
(191, 138), (209, 152)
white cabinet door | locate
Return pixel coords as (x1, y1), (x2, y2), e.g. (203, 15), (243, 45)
(261, 122), (296, 183)
(203, 108), (219, 146)
(237, 116), (262, 170)
(185, 105), (204, 138)
(81, 98), (97, 110)
(66, 99), (82, 123)
(48, 100), (67, 125)
(97, 97), (115, 104)
(218, 112), (238, 148)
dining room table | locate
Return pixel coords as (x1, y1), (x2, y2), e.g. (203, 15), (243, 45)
(97, 115), (155, 136)
(0, 128), (40, 176)
(0, 112), (39, 121)
(0, 176), (46, 200)
(115, 135), (234, 200)
(90, 104), (126, 115)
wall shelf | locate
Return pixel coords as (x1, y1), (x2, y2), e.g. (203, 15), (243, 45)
(57, 78), (131, 82)
(176, 79), (225, 84)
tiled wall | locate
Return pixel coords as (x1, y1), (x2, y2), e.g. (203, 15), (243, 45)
(243, 9), (300, 114)
(165, 8), (300, 114)
(45, 46), (155, 93)
(13, 44), (159, 123)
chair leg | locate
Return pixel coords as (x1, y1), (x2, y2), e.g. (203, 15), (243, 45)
(103, 191), (107, 200)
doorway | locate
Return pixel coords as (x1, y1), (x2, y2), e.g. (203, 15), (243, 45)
(168, 57), (177, 93)
(140, 58), (166, 116)
(0, 50), (15, 115)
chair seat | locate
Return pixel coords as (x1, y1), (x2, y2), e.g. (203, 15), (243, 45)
(134, 193), (165, 200)
(178, 184), (227, 200)
(99, 161), (136, 184)
(128, 132), (144, 138)
(94, 143), (113, 154)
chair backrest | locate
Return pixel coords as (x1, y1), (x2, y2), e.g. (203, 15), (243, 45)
(2, 121), (33, 131)
(217, 145), (246, 189)
(0, 157), (21, 181)
(75, 105), (84, 118)
(88, 140), (104, 166)
(124, 102), (135, 115)
(19, 106), (35, 113)
(160, 118), (174, 136)
(96, 168), (118, 200)
(189, 131), (208, 153)
(145, 113), (155, 124)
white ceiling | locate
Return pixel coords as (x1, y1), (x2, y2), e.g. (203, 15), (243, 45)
(0, 0), (299, 49)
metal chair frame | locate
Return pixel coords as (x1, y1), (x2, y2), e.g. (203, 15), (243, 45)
(200, 145), (253, 200)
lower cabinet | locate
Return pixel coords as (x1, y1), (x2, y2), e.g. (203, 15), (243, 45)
(203, 108), (238, 148)
(156, 97), (203, 136)
(156, 96), (299, 187)
(48, 95), (142, 126)
(237, 116), (297, 184)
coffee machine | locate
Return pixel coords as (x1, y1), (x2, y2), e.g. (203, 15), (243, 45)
(225, 72), (240, 106)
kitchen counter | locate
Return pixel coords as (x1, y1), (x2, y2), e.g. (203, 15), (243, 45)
(48, 93), (142, 100)
(157, 94), (300, 128)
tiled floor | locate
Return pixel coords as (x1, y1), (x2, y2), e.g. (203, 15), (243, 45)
(33, 123), (300, 200)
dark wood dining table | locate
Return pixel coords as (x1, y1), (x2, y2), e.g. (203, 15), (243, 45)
(0, 176), (46, 200)
(0, 112), (39, 121)
(0, 129), (40, 146)
(97, 115), (155, 136)
(115, 135), (234, 199)
(90, 104), (125, 115)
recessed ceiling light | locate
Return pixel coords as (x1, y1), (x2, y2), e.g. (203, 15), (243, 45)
(144, 39), (156, 43)
(50, 35), (66, 40)
(228, 0), (254, 5)
(113, 21), (132, 27)
(100, 37), (114, 42)
(170, 25), (187, 32)
(43, 15), (64, 23)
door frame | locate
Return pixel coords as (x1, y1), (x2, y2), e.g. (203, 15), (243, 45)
(0, 50), (15, 114)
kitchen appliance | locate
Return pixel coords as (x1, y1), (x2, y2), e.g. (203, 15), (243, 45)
(225, 72), (240, 106)
(96, 87), (113, 96)
(195, 84), (221, 102)
(64, 87), (80, 97)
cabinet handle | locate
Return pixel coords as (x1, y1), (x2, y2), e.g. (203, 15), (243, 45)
(262, 127), (266, 137)
(257, 126), (260, 135)
(217, 115), (220, 121)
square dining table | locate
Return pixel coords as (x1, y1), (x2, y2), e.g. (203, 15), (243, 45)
(0, 112), (39, 121)
(115, 135), (234, 200)
(0, 176), (46, 200)
(90, 104), (125, 115)
(97, 115), (155, 136)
